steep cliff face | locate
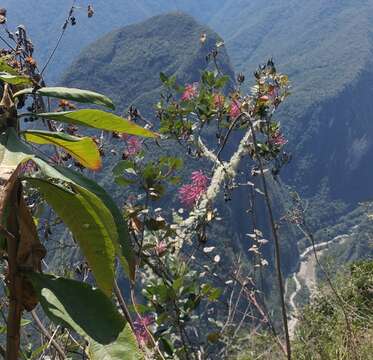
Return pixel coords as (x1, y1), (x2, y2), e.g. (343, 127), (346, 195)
(287, 65), (373, 202)
(210, 0), (373, 204)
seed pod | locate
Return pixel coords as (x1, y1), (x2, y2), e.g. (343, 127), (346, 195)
(0, 8), (6, 24)
(237, 72), (245, 84)
(88, 5), (94, 18)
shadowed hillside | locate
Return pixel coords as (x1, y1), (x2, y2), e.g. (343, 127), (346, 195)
(210, 0), (373, 203)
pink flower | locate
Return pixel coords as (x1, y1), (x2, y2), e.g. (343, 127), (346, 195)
(19, 160), (37, 175)
(269, 131), (288, 147)
(229, 100), (241, 119)
(181, 83), (198, 101)
(134, 314), (155, 345)
(179, 170), (209, 208)
(155, 240), (167, 256)
(119, 133), (130, 141)
(191, 170), (209, 188)
(259, 95), (269, 102)
(123, 136), (142, 158)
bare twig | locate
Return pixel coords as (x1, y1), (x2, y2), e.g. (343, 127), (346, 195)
(40, 0), (77, 76)
(31, 310), (66, 359)
(247, 116), (292, 360)
(113, 279), (135, 332)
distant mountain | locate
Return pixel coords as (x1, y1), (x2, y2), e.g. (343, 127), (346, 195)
(62, 12), (234, 116)
(2, 0), (226, 82)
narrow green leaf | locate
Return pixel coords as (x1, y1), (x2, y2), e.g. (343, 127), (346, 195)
(0, 71), (32, 85)
(14, 87), (115, 110)
(26, 178), (116, 295)
(22, 130), (102, 171)
(32, 109), (157, 138)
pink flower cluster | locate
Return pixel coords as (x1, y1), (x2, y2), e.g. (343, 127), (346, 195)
(269, 131), (288, 147)
(229, 100), (241, 119)
(122, 136), (142, 158)
(133, 314), (155, 345)
(181, 83), (199, 101)
(178, 170), (209, 208)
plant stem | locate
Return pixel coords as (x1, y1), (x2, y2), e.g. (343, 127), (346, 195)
(113, 279), (135, 332)
(31, 310), (66, 359)
(6, 184), (22, 360)
(248, 118), (292, 360)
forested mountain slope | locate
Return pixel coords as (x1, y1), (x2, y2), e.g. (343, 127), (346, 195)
(210, 0), (373, 203)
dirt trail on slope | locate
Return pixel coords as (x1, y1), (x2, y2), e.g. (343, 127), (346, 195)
(287, 234), (350, 337)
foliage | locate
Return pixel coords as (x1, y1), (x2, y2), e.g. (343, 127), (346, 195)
(1, 4), (372, 360)
(292, 260), (373, 360)
(0, 22), (152, 358)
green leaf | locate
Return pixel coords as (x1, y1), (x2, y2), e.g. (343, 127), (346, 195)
(49, 165), (136, 281)
(0, 71), (32, 85)
(26, 178), (116, 295)
(112, 160), (135, 176)
(0, 131), (134, 284)
(29, 273), (125, 342)
(88, 325), (144, 360)
(159, 72), (169, 84)
(215, 75), (229, 89)
(29, 273), (144, 360)
(31, 109), (157, 138)
(0, 128), (36, 170)
(0, 57), (19, 75)
(22, 130), (102, 170)
(14, 87), (115, 110)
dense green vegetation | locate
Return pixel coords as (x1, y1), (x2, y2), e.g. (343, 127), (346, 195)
(293, 260), (373, 359)
(230, 260), (373, 359)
